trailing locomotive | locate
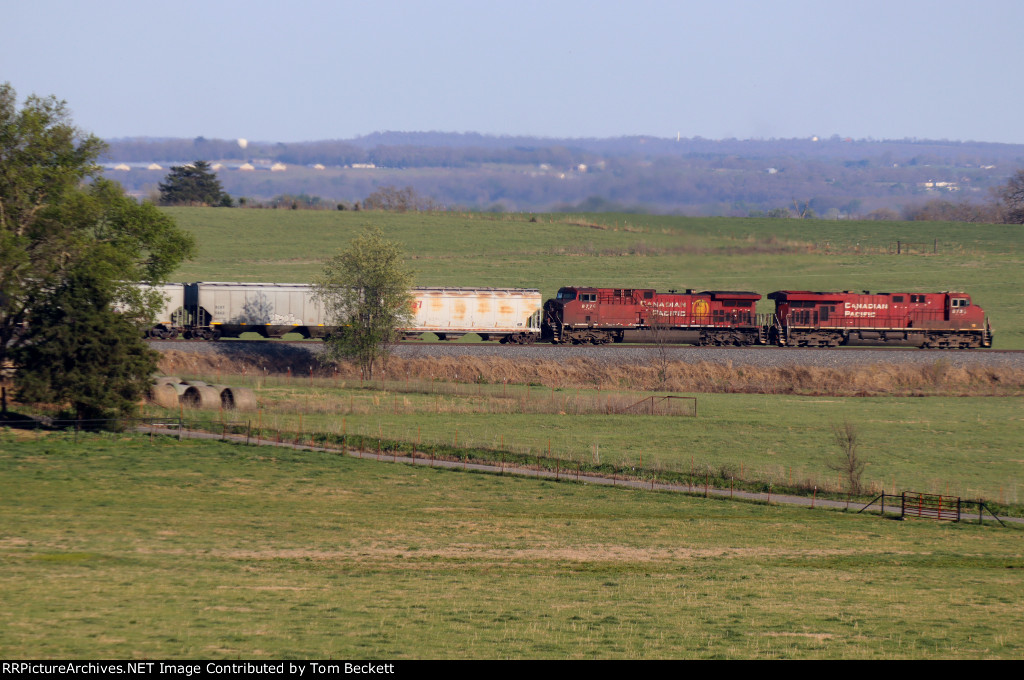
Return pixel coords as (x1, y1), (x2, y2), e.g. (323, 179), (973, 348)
(542, 286), (767, 345)
(768, 290), (993, 348)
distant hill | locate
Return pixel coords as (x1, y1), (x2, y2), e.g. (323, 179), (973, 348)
(101, 133), (1024, 216)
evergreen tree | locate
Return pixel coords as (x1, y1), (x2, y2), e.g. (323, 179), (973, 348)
(15, 268), (159, 423)
(158, 160), (232, 206)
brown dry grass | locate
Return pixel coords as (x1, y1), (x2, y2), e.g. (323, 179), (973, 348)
(157, 350), (1024, 397)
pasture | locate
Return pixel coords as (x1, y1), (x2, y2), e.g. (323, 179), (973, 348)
(164, 208), (1024, 348)
(143, 373), (1024, 509)
(7, 208), (1018, 659)
(1, 431), (1021, 659)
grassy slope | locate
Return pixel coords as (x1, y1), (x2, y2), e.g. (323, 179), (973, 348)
(145, 376), (1024, 505)
(164, 209), (1024, 348)
(1, 432), (1021, 659)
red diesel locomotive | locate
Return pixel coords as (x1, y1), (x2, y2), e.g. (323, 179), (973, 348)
(542, 286), (767, 345)
(542, 286), (993, 348)
(768, 290), (993, 348)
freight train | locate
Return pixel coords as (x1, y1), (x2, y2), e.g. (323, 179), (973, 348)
(141, 282), (993, 349)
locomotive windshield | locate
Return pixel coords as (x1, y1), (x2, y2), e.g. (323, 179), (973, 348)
(556, 289), (577, 301)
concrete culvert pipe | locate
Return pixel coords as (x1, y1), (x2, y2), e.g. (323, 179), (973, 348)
(220, 387), (257, 411)
(181, 385), (222, 409)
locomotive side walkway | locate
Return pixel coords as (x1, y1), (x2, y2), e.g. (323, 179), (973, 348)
(138, 424), (1022, 526)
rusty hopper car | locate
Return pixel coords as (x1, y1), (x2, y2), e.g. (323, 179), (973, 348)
(409, 287), (542, 343)
(543, 286), (766, 345)
(176, 283), (542, 342)
(767, 290), (993, 348)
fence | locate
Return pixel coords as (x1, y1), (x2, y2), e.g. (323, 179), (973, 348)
(857, 491), (1005, 526)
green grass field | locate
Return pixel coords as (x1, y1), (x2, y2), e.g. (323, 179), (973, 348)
(37, 207), (1013, 659)
(163, 209), (1024, 347)
(146, 375), (1024, 507)
(1, 431), (1021, 659)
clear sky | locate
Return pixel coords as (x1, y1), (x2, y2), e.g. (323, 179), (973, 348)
(4, 0), (1023, 144)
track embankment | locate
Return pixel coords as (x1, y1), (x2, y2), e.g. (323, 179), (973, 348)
(154, 342), (1024, 396)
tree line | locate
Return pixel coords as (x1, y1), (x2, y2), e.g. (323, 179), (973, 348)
(103, 133), (1024, 218)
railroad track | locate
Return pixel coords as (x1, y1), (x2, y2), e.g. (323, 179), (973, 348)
(148, 338), (1022, 352)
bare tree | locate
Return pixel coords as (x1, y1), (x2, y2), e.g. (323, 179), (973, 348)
(997, 169), (1024, 224)
(363, 185), (435, 212)
(826, 421), (866, 494)
(648, 313), (673, 388)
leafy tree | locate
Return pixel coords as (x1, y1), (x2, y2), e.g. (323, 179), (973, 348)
(0, 82), (195, 419)
(158, 160), (232, 206)
(997, 169), (1024, 224)
(314, 227), (415, 378)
